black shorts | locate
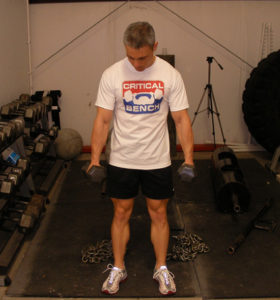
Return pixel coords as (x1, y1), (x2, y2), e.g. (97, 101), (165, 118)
(106, 164), (174, 200)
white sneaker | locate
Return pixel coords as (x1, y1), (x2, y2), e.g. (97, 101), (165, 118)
(101, 264), (127, 295)
(153, 265), (176, 295)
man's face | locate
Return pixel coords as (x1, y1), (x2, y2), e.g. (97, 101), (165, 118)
(125, 42), (158, 72)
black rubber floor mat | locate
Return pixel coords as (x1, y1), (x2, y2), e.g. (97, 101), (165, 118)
(6, 159), (280, 298)
(176, 159), (280, 298)
(6, 160), (200, 298)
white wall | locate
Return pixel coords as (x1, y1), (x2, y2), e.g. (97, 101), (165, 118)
(29, 1), (280, 147)
(0, 0), (30, 105)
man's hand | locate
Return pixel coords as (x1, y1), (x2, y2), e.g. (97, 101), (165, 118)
(177, 162), (196, 182)
(81, 161), (106, 183)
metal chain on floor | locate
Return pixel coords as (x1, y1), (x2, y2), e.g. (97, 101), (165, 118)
(81, 232), (209, 264)
(167, 233), (210, 262)
(81, 240), (112, 264)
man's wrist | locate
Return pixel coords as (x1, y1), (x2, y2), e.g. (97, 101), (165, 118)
(184, 158), (194, 166)
(91, 157), (101, 166)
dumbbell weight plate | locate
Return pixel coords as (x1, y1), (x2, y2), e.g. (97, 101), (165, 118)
(0, 179), (14, 194)
(81, 161), (106, 184)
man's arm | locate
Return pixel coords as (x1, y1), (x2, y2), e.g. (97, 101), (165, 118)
(171, 109), (194, 166)
(90, 107), (113, 167)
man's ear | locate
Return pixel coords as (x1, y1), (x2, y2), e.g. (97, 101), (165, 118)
(153, 41), (158, 52)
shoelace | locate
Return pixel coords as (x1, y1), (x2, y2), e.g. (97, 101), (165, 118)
(154, 268), (175, 286)
(103, 264), (123, 285)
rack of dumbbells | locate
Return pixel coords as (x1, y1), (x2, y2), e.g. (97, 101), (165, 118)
(0, 91), (64, 286)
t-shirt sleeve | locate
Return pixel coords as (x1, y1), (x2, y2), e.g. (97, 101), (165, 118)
(168, 70), (189, 112)
(95, 69), (115, 110)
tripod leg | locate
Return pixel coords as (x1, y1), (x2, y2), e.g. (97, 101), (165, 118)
(208, 87), (216, 146)
(192, 86), (208, 126)
(211, 89), (226, 144)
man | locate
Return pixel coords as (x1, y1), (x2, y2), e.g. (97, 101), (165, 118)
(89, 21), (194, 295)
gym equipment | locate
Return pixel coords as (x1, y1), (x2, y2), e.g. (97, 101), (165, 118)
(18, 194), (46, 231)
(0, 179), (14, 194)
(0, 193), (46, 287)
(19, 93), (30, 104)
(81, 240), (112, 264)
(227, 198), (274, 255)
(0, 90), (64, 287)
(34, 135), (51, 154)
(38, 159), (65, 195)
(1, 147), (20, 165)
(0, 97), (47, 125)
(167, 233), (209, 262)
(32, 90), (62, 128)
(211, 146), (250, 214)
(48, 126), (59, 139)
(55, 128), (83, 160)
(242, 50), (280, 153)
(81, 161), (106, 184)
(8, 117), (25, 137)
(50, 90), (62, 128)
(0, 122), (16, 142)
(17, 158), (30, 175)
(0, 170), (21, 188)
(0, 131), (7, 149)
(1, 166), (23, 185)
(177, 163), (196, 182)
(0, 228), (24, 286)
(265, 145), (280, 182)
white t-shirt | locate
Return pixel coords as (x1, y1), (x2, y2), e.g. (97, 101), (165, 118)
(95, 56), (189, 170)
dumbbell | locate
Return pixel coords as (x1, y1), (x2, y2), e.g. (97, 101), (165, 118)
(48, 126), (59, 139)
(81, 161), (106, 184)
(0, 118), (25, 142)
(0, 101), (19, 117)
(30, 123), (41, 137)
(24, 105), (38, 123)
(0, 179), (15, 194)
(9, 117), (25, 137)
(0, 167), (23, 187)
(19, 194), (46, 231)
(19, 93), (31, 104)
(42, 96), (53, 109)
(17, 158), (30, 175)
(177, 163), (196, 182)
(0, 122), (17, 142)
(34, 102), (47, 120)
(2, 194), (45, 232)
(0, 131), (7, 149)
(34, 135), (51, 154)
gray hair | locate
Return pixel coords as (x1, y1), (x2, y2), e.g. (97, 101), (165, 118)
(123, 22), (155, 49)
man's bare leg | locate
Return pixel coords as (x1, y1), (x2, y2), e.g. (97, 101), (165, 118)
(111, 198), (134, 269)
(146, 198), (169, 269)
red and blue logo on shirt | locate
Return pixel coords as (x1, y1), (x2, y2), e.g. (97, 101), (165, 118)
(123, 80), (164, 114)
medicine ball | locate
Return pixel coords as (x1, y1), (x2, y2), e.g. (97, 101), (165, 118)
(242, 50), (280, 153)
(55, 128), (83, 160)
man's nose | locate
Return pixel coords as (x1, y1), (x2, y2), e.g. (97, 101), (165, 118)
(133, 60), (142, 68)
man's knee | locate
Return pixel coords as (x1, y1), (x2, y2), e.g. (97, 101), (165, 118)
(146, 198), (169, 223)
(112, 198), (134, 223)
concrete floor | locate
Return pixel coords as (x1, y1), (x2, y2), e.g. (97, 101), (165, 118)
(0, 150), (278, 300)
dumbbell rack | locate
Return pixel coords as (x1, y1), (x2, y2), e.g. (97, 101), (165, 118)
(0, 91), (64, 286)
(0, 135), (34, 286)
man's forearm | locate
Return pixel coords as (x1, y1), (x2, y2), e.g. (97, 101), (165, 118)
(173, 111), (194, 165)
(90, 107), (113, 166)
(177, 124), (194, 165)
(91, 116), (111, 166)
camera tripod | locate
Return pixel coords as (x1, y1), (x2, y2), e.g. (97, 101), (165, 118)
(192, 56), (226, 147)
